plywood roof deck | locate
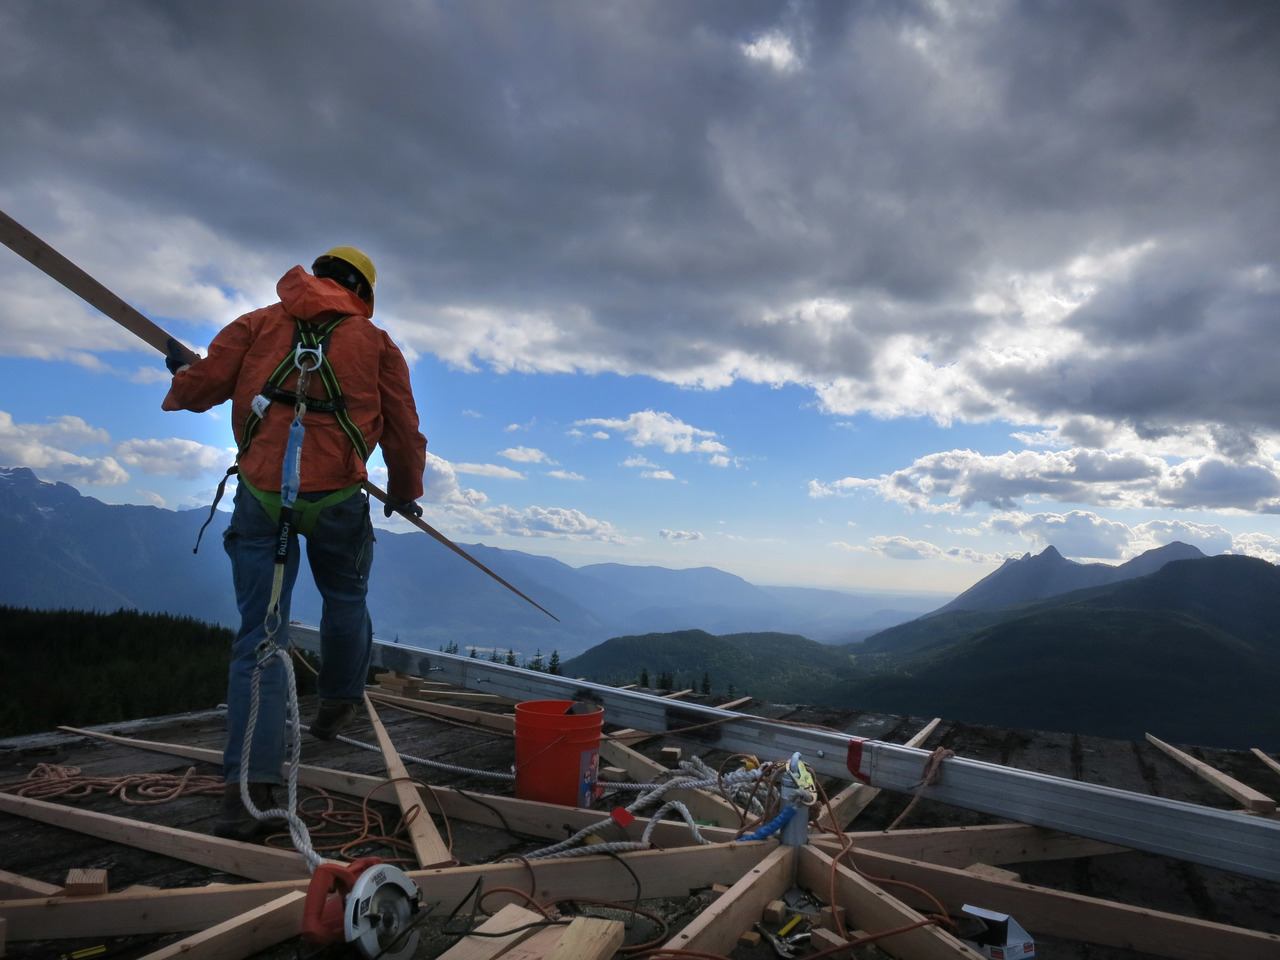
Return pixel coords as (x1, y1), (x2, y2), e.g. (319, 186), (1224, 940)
(1, 680), (1278, 959)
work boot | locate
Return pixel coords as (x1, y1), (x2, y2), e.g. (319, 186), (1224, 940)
(213, 782), (280, 842)
(309, 699), (358, 741)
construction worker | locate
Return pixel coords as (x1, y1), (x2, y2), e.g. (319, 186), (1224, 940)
(162, 247), (426, 839)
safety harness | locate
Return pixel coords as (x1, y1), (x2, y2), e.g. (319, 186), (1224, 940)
(193, 315), (368, 551)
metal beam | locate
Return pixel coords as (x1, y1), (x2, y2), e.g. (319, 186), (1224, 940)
(291, 625), (1280, 881)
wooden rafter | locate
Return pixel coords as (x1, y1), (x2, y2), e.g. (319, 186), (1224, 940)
(800, 845), (983, 959)
(816, 822), (1126, 867)
(598, 736), (742, 826)
(1146, 733), (1277, 814)
(0, 840), (774, 942)
(365, 690), (517, 732)
(57, 726), (742, 846)
(1253, 747), (1280, 779)
(134, 891), (305, 960)
(835, 845), (1280, 960)
(0, 789), (308, 881)
(818, 717), (940, 832)
(0, 867), (61, 898)
(438, 903), (546, 959)
(363, 693), (453, 867)
(660, 844), (795, 954)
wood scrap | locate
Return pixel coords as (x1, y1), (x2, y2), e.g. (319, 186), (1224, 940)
(544, 916), (625, 959)
(438, 903), (546, 959)
(63, 868), (108, 896)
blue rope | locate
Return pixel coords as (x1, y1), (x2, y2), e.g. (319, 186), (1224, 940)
(739, 804), (797, 841)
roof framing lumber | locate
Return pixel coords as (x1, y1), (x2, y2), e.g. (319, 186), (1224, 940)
(660, 845), (795, 955)
(364, 691), (516, 733)
(828, 823), (1125, 867)
(362, 694), (452, 867)
(597, 737), (742, 827)
(799, 845), (984, 960)
(0, 868), (61, 898)
(1255, 748), (1280, 779)
(543, 916), (625, 960)
(299, 626), (1280, 880)
(819, 717), (940, 832)
(57, 726), (742, 846)
(0, 840), (775, 941)
(0, 789), (308, 882)
(438, 903), (546, 960)
(1146, 733), (1277, 814)
(133, 890), (305, 960)
(840, 846), (1280, 960)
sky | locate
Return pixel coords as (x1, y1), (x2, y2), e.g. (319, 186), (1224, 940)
(1, 0), (1279, 594)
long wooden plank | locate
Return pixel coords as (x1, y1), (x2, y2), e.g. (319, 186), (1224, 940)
(610, 694), (754, 745)
(363, 694), (452, 867)
(598, 737), (742, 827)
(58, 726), (741, 846)
(1146, 733), (1276, 814)
(0, 868), (61, 898)
(0, 840), (773, 941)
(1253, 748), (1280, 779)
(378, 688), (504, 703)
(544, 917), (625, 960)
(0, 790), (307, 882)
(660, 845), (794, 955)
(438, 904), (546, 960)
(134, 891), (305, 960)
(818, 718), (941, 832)
(497, 923), (568, 960)
(800, 846), (983, 959)
(364, 691), (516, 732)
(820, 823), (1126, 868)
(843, 846), (1280, 960)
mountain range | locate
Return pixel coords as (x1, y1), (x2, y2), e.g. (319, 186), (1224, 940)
(0, 467), (940, 656)
(567, 549), (1280, 749)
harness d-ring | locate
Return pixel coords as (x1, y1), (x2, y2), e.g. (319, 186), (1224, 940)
(294, 344), (323, 372)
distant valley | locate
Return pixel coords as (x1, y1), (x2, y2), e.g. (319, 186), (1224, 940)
(0, 467), (939, 657)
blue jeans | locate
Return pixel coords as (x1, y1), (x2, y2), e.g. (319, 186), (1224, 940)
(222, 484), (375, 783)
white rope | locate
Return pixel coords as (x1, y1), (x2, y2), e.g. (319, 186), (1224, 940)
(518, 767), (764, 860)
(241, 646), (328, 873)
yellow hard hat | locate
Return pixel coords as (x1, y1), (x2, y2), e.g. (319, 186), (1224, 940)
(313, 245), (377, 302)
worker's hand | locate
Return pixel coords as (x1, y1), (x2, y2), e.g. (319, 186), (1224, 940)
(165, 337), (196, 375)
(383, 496), (423, 520)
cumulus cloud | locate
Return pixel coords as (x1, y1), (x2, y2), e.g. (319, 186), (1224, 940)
(115, 437), (231, 479)
(0, 411), (127, 486)
(862, 536), (1003, 563)
(409, 454), (619, 542)
(660, 529), (704, 542)
(577, 411), (729, 459)
(1230, 533), (1280, 565)
(622, 455), (659, 469)
(499, 446), (553, 464)
(641, 469), (676, 481)
(546, 469), (584, 481)
(453, 462), (525, 479)
(988, 510), (1236, 561)
(822, 448), (1280, 513)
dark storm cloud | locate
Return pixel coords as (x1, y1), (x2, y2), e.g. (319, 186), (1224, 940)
(2, 0), (1278, 445)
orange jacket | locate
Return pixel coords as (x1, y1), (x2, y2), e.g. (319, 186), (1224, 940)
(163, 267), (426, 501)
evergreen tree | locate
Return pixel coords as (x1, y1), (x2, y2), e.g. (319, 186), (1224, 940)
(657, 670), (673, 690)
(505, 649), (517, 666)
(489, 648), (501, 663)
(727, 682), (736, 699)
(548, 650), (561, 675)
(701, 672), (711, 695)
(468, 647), (478, 658)
(530, 649), (545, 672)
(640, 667), (650, 688)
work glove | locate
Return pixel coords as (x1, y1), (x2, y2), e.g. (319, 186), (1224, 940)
(165, 337), (196, 375)
(384, 496), (423, 520)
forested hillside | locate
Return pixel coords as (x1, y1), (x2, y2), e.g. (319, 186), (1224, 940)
(0, 607), (256, 737)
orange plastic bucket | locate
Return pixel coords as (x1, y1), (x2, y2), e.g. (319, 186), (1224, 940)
(514, 699), (604, 808)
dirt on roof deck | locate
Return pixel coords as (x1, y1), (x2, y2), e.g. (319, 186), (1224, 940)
(1, 687), (1278, 959)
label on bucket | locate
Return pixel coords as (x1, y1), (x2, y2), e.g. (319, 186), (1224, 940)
(578, 748), (600, 808)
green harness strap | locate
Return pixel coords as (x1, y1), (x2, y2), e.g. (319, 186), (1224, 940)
(238, 474), (362, 537)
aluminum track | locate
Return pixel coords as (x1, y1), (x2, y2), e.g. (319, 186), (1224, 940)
(291, 625), (1280, 881)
